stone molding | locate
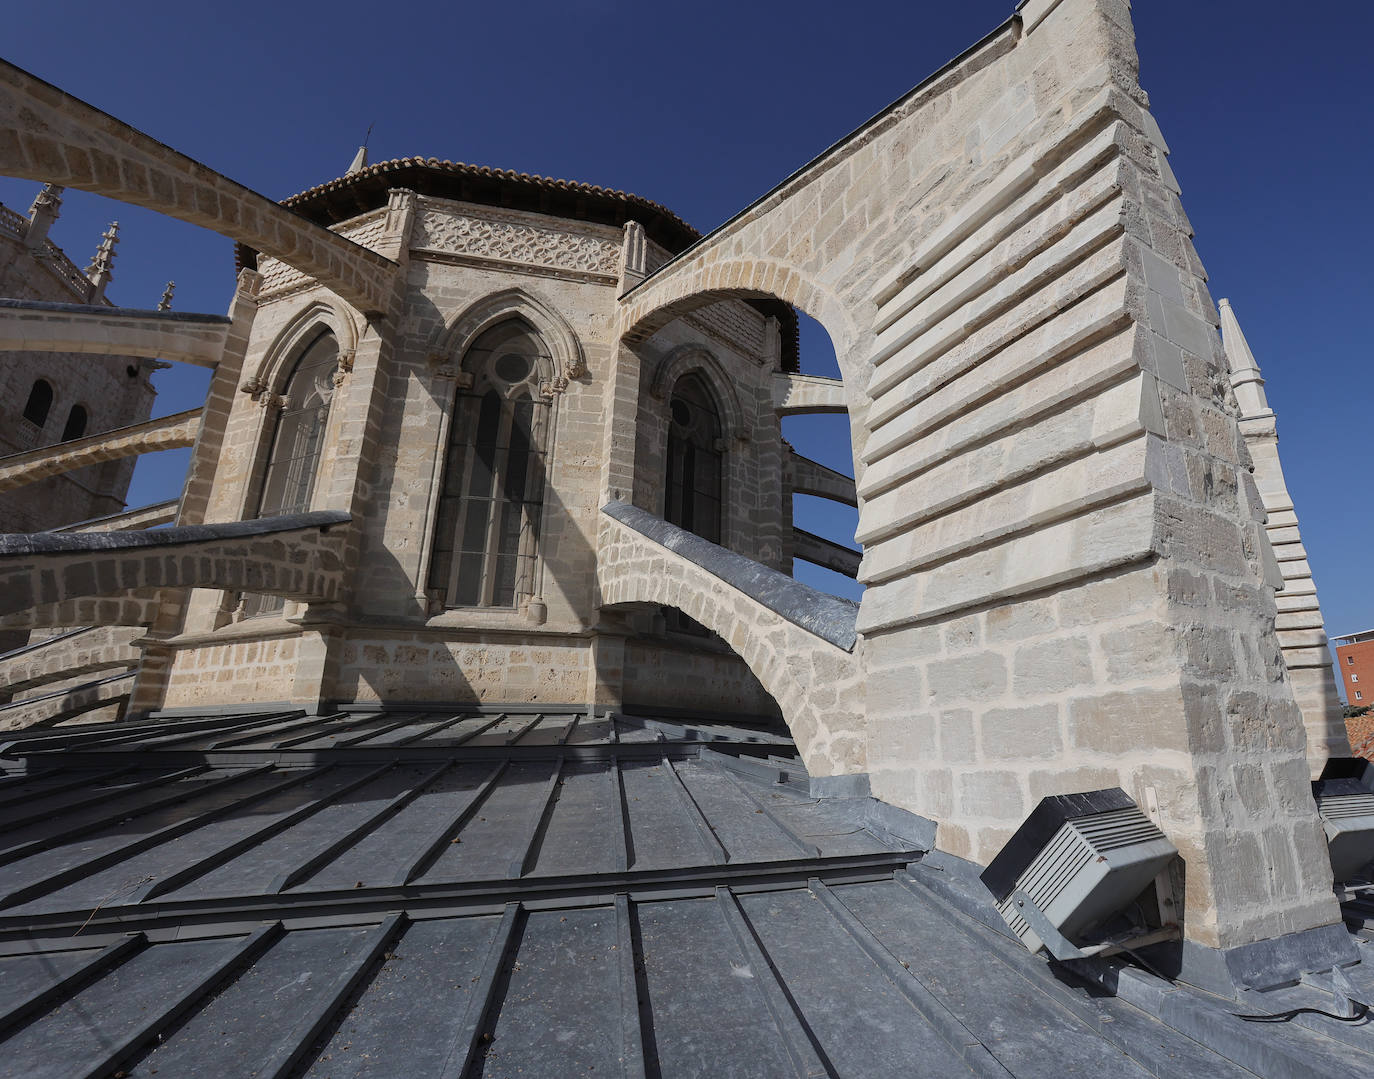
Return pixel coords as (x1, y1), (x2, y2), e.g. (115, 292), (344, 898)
(412, 199), (621, 281)
(648, 344), (749, 442)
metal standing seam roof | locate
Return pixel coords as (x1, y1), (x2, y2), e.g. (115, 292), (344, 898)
(1, 708), (1374, 1078)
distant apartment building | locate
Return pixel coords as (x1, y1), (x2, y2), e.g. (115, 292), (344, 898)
(1335, 629), (1374, 708)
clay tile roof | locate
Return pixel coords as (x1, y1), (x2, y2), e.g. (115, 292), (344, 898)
(234, 157), (701, 274)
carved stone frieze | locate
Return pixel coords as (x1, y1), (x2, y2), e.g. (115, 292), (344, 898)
(413, 209), (620, 277)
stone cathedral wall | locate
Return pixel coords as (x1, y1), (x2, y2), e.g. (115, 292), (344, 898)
(161, 198), (793, 719)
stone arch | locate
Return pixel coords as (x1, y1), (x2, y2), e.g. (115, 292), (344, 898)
(0, 58), (396, 314)
(597, 521), (864, 777)
(649, 344), (748, 443)
(231, 304), (353, 528)
(249, 299), (361, 398)
(619, 256), (862, 381)
(432, 289), (586, 385)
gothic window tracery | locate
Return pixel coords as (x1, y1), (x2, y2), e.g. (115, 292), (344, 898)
(663, 373), (724, 637)
(665, 373), (723, 544)
(428, 319), (551, 611)
(242, 329), (338, 618)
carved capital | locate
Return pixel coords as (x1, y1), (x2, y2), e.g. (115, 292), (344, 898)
(236, 267), (264, 299)
(333, 348), (356, 386)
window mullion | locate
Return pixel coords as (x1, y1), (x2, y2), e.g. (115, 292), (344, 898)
(480, 403), (514, 607)
(446, 393), (482, 607)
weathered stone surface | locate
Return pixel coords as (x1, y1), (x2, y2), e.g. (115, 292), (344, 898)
(0, 0), (1344, 957)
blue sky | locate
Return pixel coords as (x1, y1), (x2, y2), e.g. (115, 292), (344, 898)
(2, 1), (1370, 679)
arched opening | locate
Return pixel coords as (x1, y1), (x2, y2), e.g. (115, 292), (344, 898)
(784, 311), (862, 602)
(665, 373), (724, 544)
(60, 404), (88, 441)
(427, 318), (552, 611)
(620, 265), (863, 602)
(22, 379), (54, 427)
(620, 601), (786, 729)
(242, 328), (338, 618)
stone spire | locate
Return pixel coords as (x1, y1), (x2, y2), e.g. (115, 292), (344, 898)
(84, 221), (119, 302)
(158, 281), (176, 311)
(1219, 298), (1271, 420)
(347, 123), (373, 175)
(23, 183), (63, 250)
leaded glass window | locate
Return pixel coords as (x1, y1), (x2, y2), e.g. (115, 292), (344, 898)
(428, 320), (551, 610)
(663, 374), (724, 636)
(242, 330), (338, 618)
(665, 374), (723, 543)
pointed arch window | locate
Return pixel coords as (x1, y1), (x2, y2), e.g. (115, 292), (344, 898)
(22, 380), (53, 427)
(665, 373), (723, 544)
(428, 319), (551, 610)
(243, 329), (338, 618)
(663, 374), (724, 637)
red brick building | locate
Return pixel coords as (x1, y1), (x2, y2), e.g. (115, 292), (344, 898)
(1336, 630), (1374, 760)
(1336, 629), (1374, 708)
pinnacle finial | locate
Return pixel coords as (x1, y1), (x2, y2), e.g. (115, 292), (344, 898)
(1219, 297), (1271, 419)
(85, 221), (120, 301)
(23, 183), (64, 249)
(347, 122), (374, 175)
(158, 281), (176, 311)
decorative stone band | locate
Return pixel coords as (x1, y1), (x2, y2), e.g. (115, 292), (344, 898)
(0, 409), (203, 493)
(0, 297), (232, 367)
(0, 510), (351, 625)
(600, 500), (858, 651)
(412, 207), (622, 280)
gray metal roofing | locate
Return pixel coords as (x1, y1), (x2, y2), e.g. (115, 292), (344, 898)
(2, 708), (1374, 1078)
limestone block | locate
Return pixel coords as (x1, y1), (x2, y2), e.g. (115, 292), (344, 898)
(981, 704), (1062, 760)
